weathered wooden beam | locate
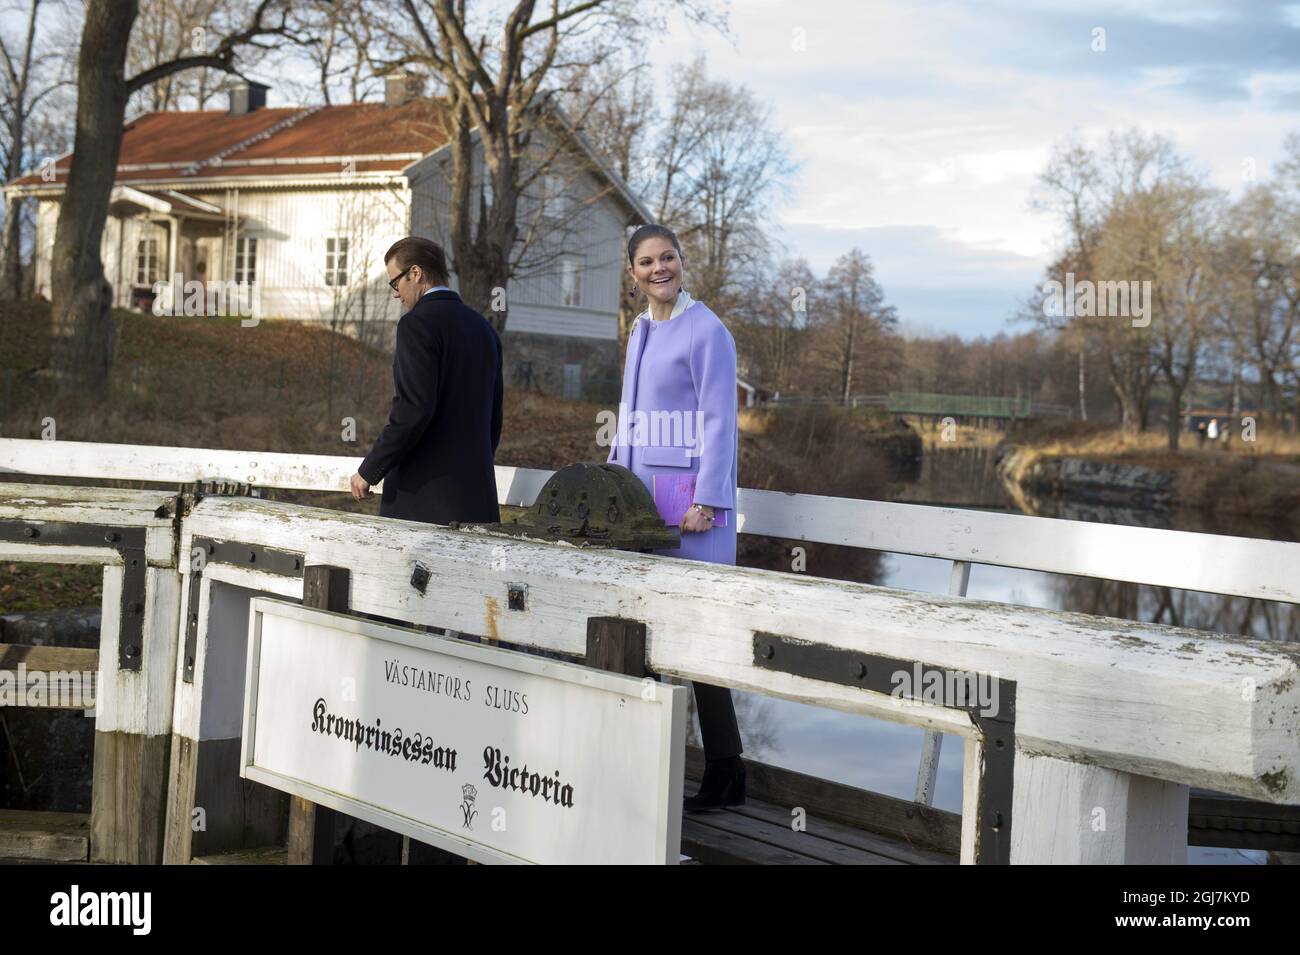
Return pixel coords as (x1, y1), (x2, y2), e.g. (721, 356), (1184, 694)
(0, 643), (98, 709)
(286, 565), (348, 866)
(90, 563), (181, 863)
(177, 496), (1300, 805)
(0, 809), (90, 862)
(0, 483), (176, 566)
(0, 439), (375, 495)
(163, 569), (292, 864)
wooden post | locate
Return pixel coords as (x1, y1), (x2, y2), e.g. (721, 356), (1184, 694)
(163, 571), (292, 864)
(1010, 750), (1189, 864)
(286, 565), (348, 865)
(586, 617), (647, 678)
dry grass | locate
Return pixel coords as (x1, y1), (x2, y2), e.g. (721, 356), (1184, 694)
(1, 300), (394, 453)
(0, 562), (102, 615)
(0, 299), (915, 606)
(917, 423), (1007, 451)
(1007, 418), (1300, 469)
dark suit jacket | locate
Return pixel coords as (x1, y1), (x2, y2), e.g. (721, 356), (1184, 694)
(358, 289), (503, 525)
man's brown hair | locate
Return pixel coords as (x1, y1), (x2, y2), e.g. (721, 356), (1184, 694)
(384, 236), (450, 286)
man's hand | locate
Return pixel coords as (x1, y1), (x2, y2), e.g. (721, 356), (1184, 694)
(350, 472), (372, 501)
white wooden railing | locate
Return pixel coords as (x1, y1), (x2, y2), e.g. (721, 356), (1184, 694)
(3, 438), (1300, 865)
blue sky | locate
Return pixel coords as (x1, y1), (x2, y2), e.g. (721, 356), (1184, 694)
(647, 0), (1300, 338)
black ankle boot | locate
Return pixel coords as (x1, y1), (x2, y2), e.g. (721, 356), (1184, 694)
(684, 757), (746, 812)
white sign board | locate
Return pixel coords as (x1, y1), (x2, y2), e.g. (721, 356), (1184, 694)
(241, 598), (686, 864)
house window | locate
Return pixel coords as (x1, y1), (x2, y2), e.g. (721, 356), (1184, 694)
(546, 174), (571, 218)
(560, 256), (583, 307)
(324, 236), (349, 286)
(135, 238), (160, 286)
(234, 237), (258, 284)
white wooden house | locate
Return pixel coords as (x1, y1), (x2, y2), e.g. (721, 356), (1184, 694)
(5, 77), (651, 400)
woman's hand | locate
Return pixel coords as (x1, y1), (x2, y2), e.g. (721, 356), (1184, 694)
(680, 504), (715, 534)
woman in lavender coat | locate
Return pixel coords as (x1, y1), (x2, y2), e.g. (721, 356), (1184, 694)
(607, 224), (745, 812)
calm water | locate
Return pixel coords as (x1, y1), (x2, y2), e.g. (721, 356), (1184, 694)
(717, 447), (1294, 865)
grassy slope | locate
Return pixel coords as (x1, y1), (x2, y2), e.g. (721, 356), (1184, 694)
(1, 300), (905, 610)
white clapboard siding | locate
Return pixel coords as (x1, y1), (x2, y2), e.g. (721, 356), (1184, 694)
(4, 439), (1299, 605)
(177, 494), (1300, 803)
(188, 184), (409, 317)
(506, 303), (618, 340)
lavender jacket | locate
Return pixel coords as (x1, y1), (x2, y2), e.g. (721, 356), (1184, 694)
(607, 299), (739, 565)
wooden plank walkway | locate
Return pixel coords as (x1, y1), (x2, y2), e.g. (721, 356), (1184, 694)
(681, 799), (955, 865)
(680, 749), (959, 865)
(0, 810), (90, 862)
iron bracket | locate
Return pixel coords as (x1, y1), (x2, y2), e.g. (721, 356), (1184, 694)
(183, 536), (304, 684)
(752, 630), (1016, 864)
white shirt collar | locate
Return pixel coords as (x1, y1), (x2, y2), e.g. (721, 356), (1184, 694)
(643, 288), (694, 323)
(421, 285), (452, 297)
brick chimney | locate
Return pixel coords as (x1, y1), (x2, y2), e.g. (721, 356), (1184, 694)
(228, 81), (269, 116)
(384, 72), (425, 107)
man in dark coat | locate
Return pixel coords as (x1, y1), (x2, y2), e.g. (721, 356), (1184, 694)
(350, 236), (502, 525)
(348, 236), (502, 866)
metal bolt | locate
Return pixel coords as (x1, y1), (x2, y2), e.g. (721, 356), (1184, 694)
(247, 550), (257, 563)
(104, 531), (120, 543)
(762, 643), (775, 660)
(855, 662), (868, 679)
(508, 585), (526, 611)
(22, 526), (37, 538)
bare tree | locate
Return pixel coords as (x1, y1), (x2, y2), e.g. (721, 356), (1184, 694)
(730, 257), (814, 394)
(1218, 184), (1300, 429)
(807, 249), (897, 402)
(1131, 179), (1220, 449)
(49, 0), (310, 389)
(1032, 130), (1200, 433)
(661, 59), (795, 315)
(277, 0), (377, 107)
(0, 0), (69, 301)
(128, 0), (237, 113)
(359, 0), (724, 335)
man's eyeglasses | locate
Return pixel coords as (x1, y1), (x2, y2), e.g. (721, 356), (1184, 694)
(388, 266), (413, 292)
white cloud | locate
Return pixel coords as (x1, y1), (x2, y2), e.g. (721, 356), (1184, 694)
(648, 0), (1300, 336)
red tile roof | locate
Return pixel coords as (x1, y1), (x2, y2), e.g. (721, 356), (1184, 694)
(7, 99), (454, 189)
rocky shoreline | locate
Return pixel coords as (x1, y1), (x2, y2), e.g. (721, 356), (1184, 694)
(996, 447), (1176, 509)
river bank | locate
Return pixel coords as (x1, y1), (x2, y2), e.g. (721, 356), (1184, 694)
(991, 423), (1300, 538)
